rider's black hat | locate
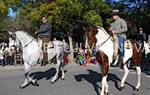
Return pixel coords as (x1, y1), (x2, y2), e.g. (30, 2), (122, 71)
(111, 9), (120, 15)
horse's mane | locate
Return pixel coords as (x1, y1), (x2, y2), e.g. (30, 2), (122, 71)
(15, 30), (34, 39)
(97, 26), (110, 37)
(12, 30), (37, 47)
(15, 31), (34, 41)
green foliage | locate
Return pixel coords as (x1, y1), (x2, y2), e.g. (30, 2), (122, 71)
(0, 0), (8, 18)
(83, 10), (103, 26)
(0, 0), (112, 42)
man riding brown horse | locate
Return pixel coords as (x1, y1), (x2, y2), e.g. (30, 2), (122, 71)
(109, 9), (128, 66)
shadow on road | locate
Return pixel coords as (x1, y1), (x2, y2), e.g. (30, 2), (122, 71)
(74, 70), (102, 95)
(30, 68), (56, 80)
(74, 69), (135, 95)
(30, 68), (67, 81)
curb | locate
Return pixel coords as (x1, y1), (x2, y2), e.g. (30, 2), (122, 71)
(0, 63), (78, 71)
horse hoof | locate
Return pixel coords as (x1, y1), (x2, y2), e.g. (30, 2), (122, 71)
(61, 78), (65, 80)
(133, 87), (139, 91)
(50, 81), (54, 84)
(19, 86), (25, 89)
(120, 86), (125, 91)
(31, 81), (39, 86)
(104, 92), (109, 95)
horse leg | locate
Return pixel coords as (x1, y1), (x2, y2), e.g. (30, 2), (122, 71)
(20, 62), (39, 88)
(60, 60), (65, 80)
(104, 81), (109, 95)
(101, 75), (108, 95)
(27, 73), (39, 86)
(20, 62), (31, 88)
(111, 55), (119, 66)
(132, 42), (141, 91)
(134, 66), (141, 91)
(120, 64), (129, 90)
(50, 60), (61, 84)
(20, 72), (30, 89)
(39, 49), (43, 64)
(97, 51), (109, 95)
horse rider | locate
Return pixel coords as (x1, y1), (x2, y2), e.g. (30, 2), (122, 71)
(109, 9), (128, 65)
(136, 27), (147, 50)
(35, 15), (53, 66)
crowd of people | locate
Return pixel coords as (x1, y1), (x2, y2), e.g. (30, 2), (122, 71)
(75, 47), (97, 66)
(0, 43), (22, 67)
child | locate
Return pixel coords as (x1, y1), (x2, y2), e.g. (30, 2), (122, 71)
(76, 48), (86, 66)
(86, 54), (91, 65)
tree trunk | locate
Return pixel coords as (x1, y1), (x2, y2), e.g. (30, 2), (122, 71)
(68, 35), (74, 63)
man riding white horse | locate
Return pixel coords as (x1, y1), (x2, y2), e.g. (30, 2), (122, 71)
(109, 9), (128, 67)
(35, 15), (53, 66)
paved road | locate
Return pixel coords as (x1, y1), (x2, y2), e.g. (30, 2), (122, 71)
(0, 64), (150, 95)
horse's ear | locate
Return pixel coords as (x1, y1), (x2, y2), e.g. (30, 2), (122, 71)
(8, 31), (12, 35)
(8, 31), (16, 40)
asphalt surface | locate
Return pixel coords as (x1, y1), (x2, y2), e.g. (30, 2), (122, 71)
(0, 63), (150, 95)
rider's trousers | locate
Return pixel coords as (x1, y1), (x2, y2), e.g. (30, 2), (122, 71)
(41, 37), (49, 62)
(113, 34), (118, 58)
(118, 37), (125, 58)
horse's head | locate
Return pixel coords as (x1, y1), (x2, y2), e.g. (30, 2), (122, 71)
(8, 31), (20, 47)
(86, 26), (98, 53)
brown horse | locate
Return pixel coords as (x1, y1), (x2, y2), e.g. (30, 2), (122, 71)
(85, 26), (142, 95)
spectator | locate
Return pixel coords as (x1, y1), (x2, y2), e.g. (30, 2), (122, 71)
(15, 46), (23, 65)
(4, 46), (14, 65)
(136, 27), (147, 58)
(76, 48), (86, 66)
(86, 53), (91, 65)
(0, 45), (5, 66)
(136, 27), (146, 43)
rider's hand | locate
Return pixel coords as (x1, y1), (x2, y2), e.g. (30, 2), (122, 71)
(34, 31), (37, 34)
(111, 29), (115, 34)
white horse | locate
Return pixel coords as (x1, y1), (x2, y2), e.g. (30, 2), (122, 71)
(86, 26), (142, 95)
(8, 30), (69, 88)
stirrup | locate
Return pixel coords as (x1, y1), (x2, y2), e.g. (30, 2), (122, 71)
(125, 40), (130, 49)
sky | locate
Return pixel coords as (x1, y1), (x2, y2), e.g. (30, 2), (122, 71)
(7, 8), (16, 18)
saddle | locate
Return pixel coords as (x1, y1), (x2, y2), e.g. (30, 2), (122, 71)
(124, 40), (130, 49)
(113, 40), (131, 60)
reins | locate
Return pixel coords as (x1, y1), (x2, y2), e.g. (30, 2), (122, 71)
(24, 39), (35, 48)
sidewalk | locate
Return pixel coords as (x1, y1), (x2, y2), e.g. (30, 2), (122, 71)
(0, 64), (40, 71)
(0, 63), (78, 71)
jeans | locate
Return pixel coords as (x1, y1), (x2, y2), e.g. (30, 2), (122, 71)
(0, 59), (4, 65)
(118, 37), (125, 58)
